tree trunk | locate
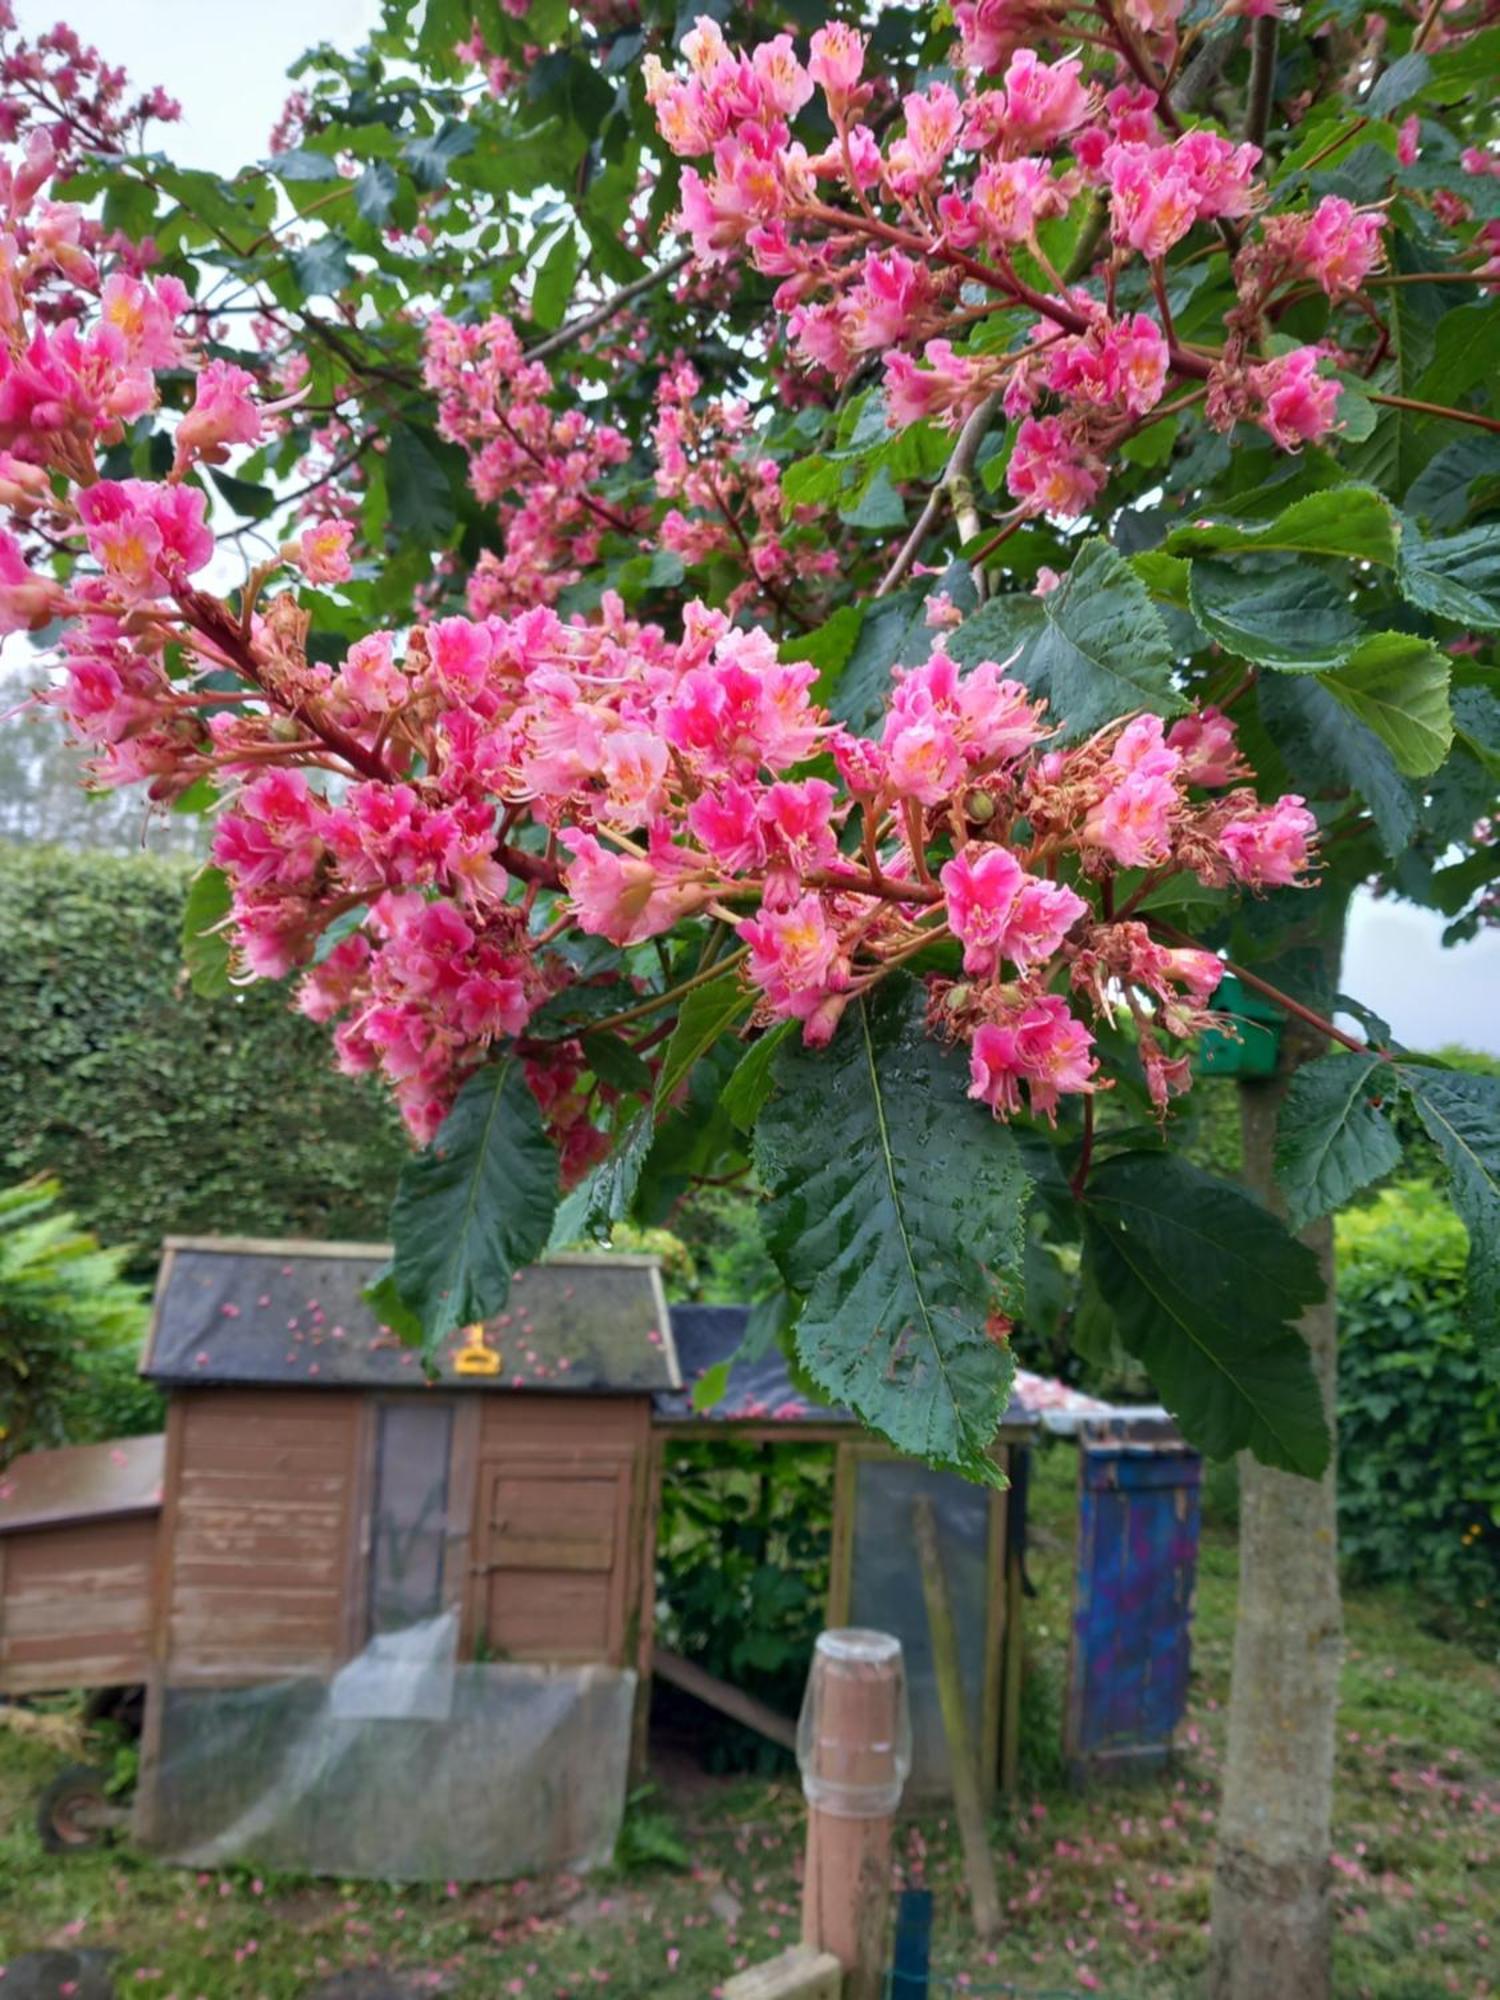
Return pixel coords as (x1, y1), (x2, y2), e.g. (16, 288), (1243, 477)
(1208, 1009), (1343, 2000)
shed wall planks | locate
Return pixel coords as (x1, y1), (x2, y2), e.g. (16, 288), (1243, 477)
(160, 1390), (363, 1681)
(0, 1515), (156, 1693)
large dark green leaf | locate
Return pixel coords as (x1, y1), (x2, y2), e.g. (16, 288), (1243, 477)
(1316, 633), (1452, 777)
(780, 604), (865, 708)
(1166, 487), (1399, 566)
(952, 538), (1180, 740)
(1188, 557), (1361, 669)
(1274, 1051), (1402, 1231)
(531, 227), (581, 331)
(1080, 1152), (1330, 1474)
(754, 977), (1031, 1481)
(1259, 672), (1417, 857)
(181, 865), (232, 999)
(390, 1059), (559, 1347)
(386, 424), (457, 540)
(1397, 1065), (1500, 1363)
(1397, 521), (1500, 632)
(1028, 539), (1181, 734)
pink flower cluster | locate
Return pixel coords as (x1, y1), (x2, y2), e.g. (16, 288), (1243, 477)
(653, 356), (836, 615)
(646, 17), (1409, 497)
(423, 312), (637, 617)
(0, 43), (1332, 1166)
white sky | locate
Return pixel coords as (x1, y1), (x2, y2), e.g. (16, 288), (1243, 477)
(14, 1), (1500, 1056)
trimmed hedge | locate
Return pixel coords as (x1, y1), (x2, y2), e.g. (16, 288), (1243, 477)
(0, 843), (407, 1275)
(1337, 1182), (1500, 1622)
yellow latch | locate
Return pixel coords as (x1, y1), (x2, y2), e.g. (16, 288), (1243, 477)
(453, 1322), (501, 1376)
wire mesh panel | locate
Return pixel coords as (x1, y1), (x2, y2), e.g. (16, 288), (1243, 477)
(143, 1614), (636, 1879)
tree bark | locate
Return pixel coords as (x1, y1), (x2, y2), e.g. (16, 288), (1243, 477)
(1208, 997), (1344, 2000)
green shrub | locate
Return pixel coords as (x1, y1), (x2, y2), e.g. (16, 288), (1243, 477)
(655, 1438), (833, 1772)
(1336, 1182), (1499, 1622)
(0, 1176), (162, 1458)
(0, 843), (408, 1276)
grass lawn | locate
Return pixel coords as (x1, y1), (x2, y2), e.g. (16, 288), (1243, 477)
(1, 1444), (1495, 1999)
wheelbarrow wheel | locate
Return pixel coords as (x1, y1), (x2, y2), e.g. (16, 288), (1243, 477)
(36, 1764), (120, 1852)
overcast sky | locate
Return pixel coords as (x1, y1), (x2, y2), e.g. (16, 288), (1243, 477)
(15, 0), (1499, 1055)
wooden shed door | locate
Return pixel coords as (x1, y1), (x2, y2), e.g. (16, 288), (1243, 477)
(469, 1449), (633, 1664)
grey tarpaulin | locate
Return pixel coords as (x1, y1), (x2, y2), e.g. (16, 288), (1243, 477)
(143, 1613), (636, 1879)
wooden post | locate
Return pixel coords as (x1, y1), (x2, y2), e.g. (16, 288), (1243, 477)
(799, 1629), (909, 2000)
(912, 1496), (1002, 1943)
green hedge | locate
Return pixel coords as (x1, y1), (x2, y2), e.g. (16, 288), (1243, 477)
(0, 843), (407, 1275)
(1337, 1182), (1499, 1622)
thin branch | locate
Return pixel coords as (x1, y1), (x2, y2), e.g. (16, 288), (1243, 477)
(525, 251), (693, 361)
(1244, 15), (1280, 149)
(877, 483), (946, 597)
(1367, 391), (1500, 435)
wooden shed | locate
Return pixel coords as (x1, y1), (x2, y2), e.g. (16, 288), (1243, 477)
(0, 1433), (164, 1696)
(136, 1236), (677, 1696)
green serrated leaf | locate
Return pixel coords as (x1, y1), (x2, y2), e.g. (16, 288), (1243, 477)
(1316, 633), (1452, 777)
(754, 976), (1030, 1481)
(780, 603), (865, 707)
(531, 227), (581, 331)
(403, 117), (477, 190)
(721, 1022), (794, 1133)
(580, 1030), (653, 1094)
(1397, 1064), (1500, 1363)
(1274, 1051), (1402, 1231)
(691, 1359), (732, 1412)
(290, 234), (353, 299)
(1259, 671), (1417, 857)
(390, 1058), (560, 1348)
(1397, 519), (1500, 632)
(657, 972), (753, 1109)
(1165, 487), (1399, 565)
(362, 1263), (425, 1346)
(386, 424), (456, 541)
(1080, 1152), (1330, 1474)
(1188, 556), (1362, 669)
(181, 865), (233, 999)
(354, 160), (400, 226)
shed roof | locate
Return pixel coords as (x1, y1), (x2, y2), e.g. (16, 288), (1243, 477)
(143, 1239), (679, 1394)
(0, 1432), (165, 1535)
(658, 1306), (1046, 1430)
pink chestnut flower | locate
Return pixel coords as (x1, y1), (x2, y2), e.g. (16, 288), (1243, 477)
(1167, 706), (1240, 788)
(941, 847), (1088, 979)
(968, 994), (1099, 1123)
(1220, 795), (1318, 888)
(174, 358), (263, 469)
(294, 519), (355, 585)
(1249, 347), (1341, 452)
(562, 826), (711, 945)
(807, 22), (867, 118)
(737, 892), (850, 1043)
(995, 50), (1090, 151)
(1006, 415), (1105, 521)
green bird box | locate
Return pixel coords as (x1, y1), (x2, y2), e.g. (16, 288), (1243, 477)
(1193, 971), (1283, 1078)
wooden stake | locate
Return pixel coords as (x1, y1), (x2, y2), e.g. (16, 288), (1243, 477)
(913, 1496), (1002, 1942)
(800, 1630), (907, 2000)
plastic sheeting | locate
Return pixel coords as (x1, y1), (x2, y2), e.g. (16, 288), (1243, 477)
(143, 1613), (636, 1880)
(845, 1459), (992, 1801)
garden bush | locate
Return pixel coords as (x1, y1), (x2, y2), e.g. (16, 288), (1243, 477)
(655, 1438), (833, 1772)
(0, 1176), (162, 1459)
(0, 844), (408, 1275)
(1337, 1183), (1499, 1622)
